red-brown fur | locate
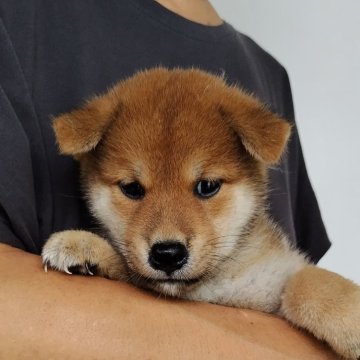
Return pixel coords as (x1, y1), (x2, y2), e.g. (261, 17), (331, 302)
(54, 68), (290, 280)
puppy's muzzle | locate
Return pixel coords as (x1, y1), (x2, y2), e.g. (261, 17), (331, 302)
(149, 241), (188, 275)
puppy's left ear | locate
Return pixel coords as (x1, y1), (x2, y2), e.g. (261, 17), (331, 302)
(53, 88), (121, 156)
(219, 88), (291, 164)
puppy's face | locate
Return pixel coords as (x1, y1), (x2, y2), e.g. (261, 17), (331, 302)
(54, 69), (290, 296)
(85, 97), (262, 295)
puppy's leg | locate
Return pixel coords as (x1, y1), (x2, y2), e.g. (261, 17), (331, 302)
(280, 265), (360, 359)
(42, 230), (126, 280)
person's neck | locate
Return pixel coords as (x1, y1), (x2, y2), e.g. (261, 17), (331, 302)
(155, 0), (223, 26)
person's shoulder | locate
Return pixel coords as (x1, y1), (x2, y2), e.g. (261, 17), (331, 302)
(226, 27), (291, 110)
(234, 29), (287, 78)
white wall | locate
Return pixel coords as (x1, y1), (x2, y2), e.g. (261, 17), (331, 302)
(212, 0), (360, 283)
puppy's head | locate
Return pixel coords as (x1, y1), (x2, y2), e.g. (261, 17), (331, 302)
(54, 68), (290, 295)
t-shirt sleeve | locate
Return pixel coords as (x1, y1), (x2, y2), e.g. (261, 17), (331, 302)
(239, 35), (330, 262)
(0, 17), (40, 253)
(293, 131), (331, 263)
(281, 70), (331, 263)
(0, 206), (26, 250)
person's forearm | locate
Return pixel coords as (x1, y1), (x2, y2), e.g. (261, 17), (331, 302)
(0, 244), (337, 360)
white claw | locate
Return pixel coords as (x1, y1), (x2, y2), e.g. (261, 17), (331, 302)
(44, 263), (48, 273)
(86, 263), (94, 276)
(64, 267), (72, 275)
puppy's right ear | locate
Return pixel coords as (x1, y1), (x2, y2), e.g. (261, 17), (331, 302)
(53, 89), (121, 156)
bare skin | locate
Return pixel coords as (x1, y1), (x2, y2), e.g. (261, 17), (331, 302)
(156, 0), (223, 26)
(0, 244), (338, 359)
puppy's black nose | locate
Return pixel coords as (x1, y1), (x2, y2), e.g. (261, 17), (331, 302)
(149, 241), (188, 275)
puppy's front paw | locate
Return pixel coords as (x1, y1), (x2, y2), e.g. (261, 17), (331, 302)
(281, 266), (360, 359)
(322, 304), (360, 360)
(42, 230), (126, 280)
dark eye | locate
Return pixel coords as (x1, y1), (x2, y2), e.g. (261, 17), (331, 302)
(194, 180), (221, 199)
(119, 181), (145, 200)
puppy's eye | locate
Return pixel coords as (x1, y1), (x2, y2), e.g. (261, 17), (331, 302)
(119, 181), (145, 200)
(194, 180), (221, 199)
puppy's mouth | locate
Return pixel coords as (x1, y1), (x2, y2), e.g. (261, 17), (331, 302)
(149, 278), (200, 286)
(131, 273), (202, 295)
(144, 277), (201, 297)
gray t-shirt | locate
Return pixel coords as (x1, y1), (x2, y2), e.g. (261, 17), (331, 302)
(0, 0), (330, 262)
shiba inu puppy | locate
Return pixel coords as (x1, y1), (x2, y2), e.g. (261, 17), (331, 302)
(42, 68), (360, 359)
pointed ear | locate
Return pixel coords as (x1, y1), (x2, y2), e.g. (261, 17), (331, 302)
(53, 88), (121, 156)
(219, 88), (291, 164)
